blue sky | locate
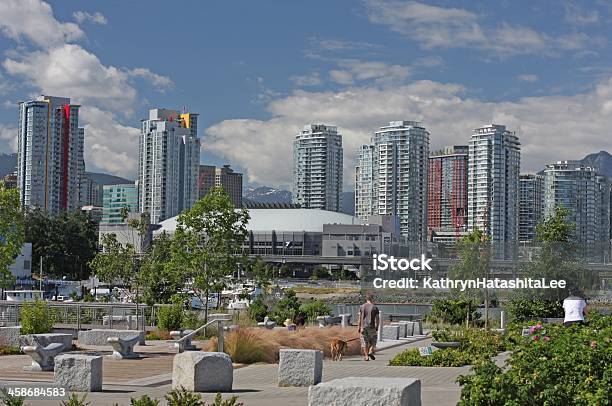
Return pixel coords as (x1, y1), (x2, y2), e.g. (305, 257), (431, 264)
(1, 0), (611, 189)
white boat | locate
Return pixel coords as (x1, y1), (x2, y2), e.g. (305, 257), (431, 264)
(4, 290), (44, 301)
(227, 295), (251, 310)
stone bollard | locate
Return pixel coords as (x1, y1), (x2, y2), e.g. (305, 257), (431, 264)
(278, 349), (323, 387)
(308, 377), (421, 406)
(382, 325), (400, 340)
(391, 322), (408, 338)
(54, 354), (103, 392)
(172, 352), (233, 392)
(340, 314), (351, 328)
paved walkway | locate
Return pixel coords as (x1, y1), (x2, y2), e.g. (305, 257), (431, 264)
(0, 335), (485, 405)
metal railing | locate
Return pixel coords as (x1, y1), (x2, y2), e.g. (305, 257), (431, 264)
(176, 313), (233, 353)
(0, 301), (176, 331)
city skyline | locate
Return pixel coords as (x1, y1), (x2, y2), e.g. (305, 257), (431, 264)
(0, 1), (612, 190)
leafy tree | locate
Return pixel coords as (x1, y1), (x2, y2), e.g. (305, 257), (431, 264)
(0, 186), (24, 296)
(243, 256), (273, 290)
(449, 229), (491, 327)
(25, 209), (97, 280)
(522, 206), (586, 301)
(89, 233), (135, 289)
(248, 296), (268, 322)
(170, 187), (249, 322)
(139, 232), (185, 305)
(299, 299), (331, 321)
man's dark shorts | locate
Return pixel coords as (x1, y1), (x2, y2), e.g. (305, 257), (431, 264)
(360, 326), (377, 348)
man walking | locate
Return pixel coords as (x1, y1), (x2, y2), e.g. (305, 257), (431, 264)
(358, 293), (380, 361)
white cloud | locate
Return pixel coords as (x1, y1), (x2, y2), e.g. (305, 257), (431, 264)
(0, 0), (83, 48)
(329, 59), (411, 85)
(73, 11), (108, 25)
(206, 78), (612, 188)
(128, 67), (174, 89)
(80, 106), (140, 178)
(364, 0), (601, 56)
(308, 37), (380, 52)
(3, 44), (138, 114)
(565, 3), (599, 26)
(517, 74), (539, 83)
(0, 124), (17, 153)
(290, 72), (322, 87)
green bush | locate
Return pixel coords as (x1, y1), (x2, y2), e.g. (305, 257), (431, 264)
(157, 295), (186, 331)
(299, 300), (331, 322)
(248, 296), (268, 322)
(20, 300), (54, 334)
(206, 393), (242, 406)
(428, 299), (480, 325)
(61, 393), (90, 406)
(505, 298), (563, 321)
(181, 310), (203, 330)
(458, 313), (612, 405)
(269, 289), (301, 325)
(130, 395), (160, 406)
(0, 388), (24, 406)
(390, 328), (504, 367)
(165, 387), (203, 406)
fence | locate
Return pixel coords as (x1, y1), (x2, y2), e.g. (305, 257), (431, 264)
(0, 301), (171, 331)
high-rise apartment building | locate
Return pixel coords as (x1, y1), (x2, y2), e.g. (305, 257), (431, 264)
(138, 108), (200, 224)
(355, 121), (429, 241)
(518, 173), (544, 243)
(197, 164), (243, 207)
(102, 183), (139, 224)
(17, 96), (85, 213)
(467, 124), (520, 247)
(428, 146), (468, 243)
(544, 161), (611, 249)
(197, 165), (216, 199)
(293, 124), (343, 212)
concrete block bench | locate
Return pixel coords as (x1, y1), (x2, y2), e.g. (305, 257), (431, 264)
(340, 314), (352, 327)
(107, 335), (140, 359)
(172, 352), (233, 392)
(20, 333), (72, 350)
(170, 330), (196, 351)
(392, 322), (409, 338)
(21, 343), (64, 371)
(404, 321), (423, 336)
(316, 315), (342, 328)
(102, 315), (137, 329)
(54, 354), (103, 392)
(0, 326), (21, 347)
(257, 316), (276, 329)
(382, 325), (400, 340)
(308, 377), (421, 406)
(278, 349), (323, 387)
(78, 329), (145, 346)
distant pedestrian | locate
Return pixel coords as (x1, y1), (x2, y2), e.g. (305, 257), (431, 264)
(563, 294), (587, 327)
(358, 293), (379, 361)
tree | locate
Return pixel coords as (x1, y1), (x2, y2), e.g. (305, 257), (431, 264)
(522, 206), (585, 301)
(0, 186), (24, 297)
(89, 233), (135, 293)
(25, 209), (97, 280)
(244, 256), (273, 290)
(139, 232), (185, 305)
(170, 187), (250, 321)
(449, 229), (491, 327)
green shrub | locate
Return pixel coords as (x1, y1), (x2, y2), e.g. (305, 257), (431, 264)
(428, 299), (480, 325)
(458, 313), (612, 405)
(61, 393), (90, 406)
(390, 328), (504, 367)
(20, 299), (54, 334)
(130, 395), (160, 406)
(299, 300), (331, 322)
(165, 387), (203, 406)
(0, 346), (22, 356)
(157, 296), (184, 331)
(0, 388), (24, 406)
(505, 298), (563, 322)
(181, 310), (203, 330)
(206, 393), (242, 406)
(248, 296), (268, 322)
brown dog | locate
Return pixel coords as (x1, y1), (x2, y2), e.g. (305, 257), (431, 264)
(330, 337), (359, 361)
